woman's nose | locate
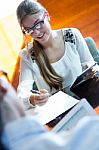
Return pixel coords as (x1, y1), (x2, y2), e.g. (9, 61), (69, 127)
(31, 29), (41, 36)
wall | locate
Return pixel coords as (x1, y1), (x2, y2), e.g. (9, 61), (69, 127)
(39, 0), (99, 47)
(1, 0), (99, 89)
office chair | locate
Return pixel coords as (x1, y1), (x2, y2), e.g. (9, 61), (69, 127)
(85, 37), (99, 64)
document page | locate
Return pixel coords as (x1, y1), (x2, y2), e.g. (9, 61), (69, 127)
(26, 91), (79, 125)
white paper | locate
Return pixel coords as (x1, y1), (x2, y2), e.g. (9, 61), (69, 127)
(26, 91), (79, 125)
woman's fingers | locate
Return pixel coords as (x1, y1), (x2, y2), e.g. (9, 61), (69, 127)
(36, 97), (48, 106)
(39, 89), (49, 93)
(36, 93), (49, 105)
(30, 89), (49, 106)
(32, 89), (49, 106)
(84, 69), (97, 80)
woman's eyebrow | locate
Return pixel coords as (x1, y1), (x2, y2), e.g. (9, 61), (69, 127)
(33, 19), (40, 25)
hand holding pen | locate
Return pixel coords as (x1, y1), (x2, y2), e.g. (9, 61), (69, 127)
(30, 89), (49, 106)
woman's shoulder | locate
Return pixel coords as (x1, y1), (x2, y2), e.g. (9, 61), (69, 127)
(61, 28), (81, 44)
(62, 27), (80, 34)
(61, 28), (76, 45)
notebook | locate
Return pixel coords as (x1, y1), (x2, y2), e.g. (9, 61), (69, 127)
(70, 63), (99, 108)
(71, 62), (97, 89)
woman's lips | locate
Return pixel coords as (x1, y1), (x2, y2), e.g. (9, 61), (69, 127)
(37, 32), (45, 39)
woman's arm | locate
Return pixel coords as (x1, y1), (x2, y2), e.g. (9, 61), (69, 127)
(17, 59), (49, 110)
(72, 28), (95, 68)
(17, 59), (35, 110)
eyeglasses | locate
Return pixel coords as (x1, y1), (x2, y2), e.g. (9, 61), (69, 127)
(23, 20), (44, 35)
(22, 13), (46, 35)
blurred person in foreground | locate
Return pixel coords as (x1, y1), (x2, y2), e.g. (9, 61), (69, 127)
(0, 77), (99, 150)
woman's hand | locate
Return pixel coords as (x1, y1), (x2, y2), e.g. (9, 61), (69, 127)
(83, 63), (98, 80)
(84, 69), (96, 80)
(30, 89), (49, 106)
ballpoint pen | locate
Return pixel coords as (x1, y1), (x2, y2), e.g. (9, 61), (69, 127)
(30, 89), (41, 94)
(31, 89), (65, 97)
(31, 89), (51, 97)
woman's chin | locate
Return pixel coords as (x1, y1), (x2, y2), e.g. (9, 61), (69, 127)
(37, 33), (49, 43)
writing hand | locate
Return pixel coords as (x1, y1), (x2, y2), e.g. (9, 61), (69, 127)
(30, 89), (49, 106)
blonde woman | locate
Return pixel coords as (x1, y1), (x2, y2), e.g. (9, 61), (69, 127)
(16, 0), (94, 110)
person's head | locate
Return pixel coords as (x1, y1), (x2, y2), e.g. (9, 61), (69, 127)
(0, 77), (25, 149)
(17, 0), (51, 44)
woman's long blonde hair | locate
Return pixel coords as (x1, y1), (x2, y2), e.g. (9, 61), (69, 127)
(17, 0), (63, 90)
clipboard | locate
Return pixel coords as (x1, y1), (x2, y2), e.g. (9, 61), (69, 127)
(70, 62), (99, 108)
(71, 63), (97, 88)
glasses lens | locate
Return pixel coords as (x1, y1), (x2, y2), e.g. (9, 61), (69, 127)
(29, 21), (44, 34)
(34, 21), (44, 29)
(24, 20), (44, 35)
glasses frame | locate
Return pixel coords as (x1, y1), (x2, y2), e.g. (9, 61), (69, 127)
(22, 12), (47, 35)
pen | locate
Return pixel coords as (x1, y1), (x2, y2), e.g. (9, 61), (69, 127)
(30, 89), (41, 94)
(31, 89), (63, 96)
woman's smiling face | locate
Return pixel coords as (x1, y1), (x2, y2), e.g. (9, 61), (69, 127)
(22, 12), (51, 44)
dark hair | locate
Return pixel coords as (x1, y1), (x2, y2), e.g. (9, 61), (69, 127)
(17, 0), (63, 90)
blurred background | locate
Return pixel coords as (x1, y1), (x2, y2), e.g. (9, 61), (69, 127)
(0, 0), (99, 89)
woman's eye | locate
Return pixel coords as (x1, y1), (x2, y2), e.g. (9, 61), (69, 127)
(35, 23), (41, 29)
